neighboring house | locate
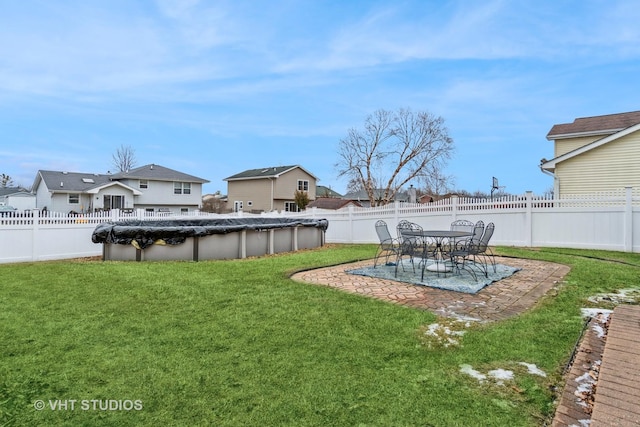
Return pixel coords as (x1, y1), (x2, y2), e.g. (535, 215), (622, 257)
(418, 192), (466, 204)
(306, 197), (361, 210)
(224, 165), (317, 212)
(0, 187), (36, 210)
(32, 164), (209, 214)
(316, 185), (342, 198)
(342, 189), (410, 207)
(109, 164), (208, 213)
(541, 111), (640, 197)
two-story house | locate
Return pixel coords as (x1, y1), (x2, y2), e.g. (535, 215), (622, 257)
(224, 165), (317, 212)
(32, 164), (209, 214)
(540, 111), (640, 197)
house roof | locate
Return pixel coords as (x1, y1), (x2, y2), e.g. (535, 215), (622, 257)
(35, 170), (114, 193)
(541, 122), (640, 172)
(224, 165), (317, 181)
(306, 197), (361, 210)
(343, 189), (409, 202)
(110, 164), (209, 183)
(0, 187), (31, 197)
(547, 110), (640, 140)
(316, 185), (342, 198)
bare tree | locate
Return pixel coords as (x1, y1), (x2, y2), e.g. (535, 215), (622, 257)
(336, 108), (454, 206)
(112, 144), (137, 173)
(1, 174), (15, 188)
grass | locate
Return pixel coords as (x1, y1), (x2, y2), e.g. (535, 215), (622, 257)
(0, 244), (639, 426)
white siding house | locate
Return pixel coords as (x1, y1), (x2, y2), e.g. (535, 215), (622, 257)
(32, 164), (209, 214)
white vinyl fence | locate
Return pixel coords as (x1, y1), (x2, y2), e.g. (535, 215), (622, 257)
(296, 188), (640, 253)
(1, 188), (638, 264)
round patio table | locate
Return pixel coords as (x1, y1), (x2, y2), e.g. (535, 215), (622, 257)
(401, 230), (472, 277)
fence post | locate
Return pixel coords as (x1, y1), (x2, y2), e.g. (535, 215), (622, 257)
(394, 201), (400, 228)
(624, 187), (633, 252)
(348, 204), (354, 243)
(32, 209), (40, 261)
(451, 196), (459, 222)
(525, 191), (533, 247)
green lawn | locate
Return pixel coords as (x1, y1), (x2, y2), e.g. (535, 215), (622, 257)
(1, 245), (638, 426)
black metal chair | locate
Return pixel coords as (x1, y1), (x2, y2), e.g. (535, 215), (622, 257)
(373, 220), (400, 267)
(450, 219), (475, 249)
(448, 220), (485, 280)
(395, 220), (424, 277)
(473, 222), (496, 275)
(395, 220), (440, 280)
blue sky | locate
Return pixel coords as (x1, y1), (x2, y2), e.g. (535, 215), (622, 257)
(1, 0), (639, 196)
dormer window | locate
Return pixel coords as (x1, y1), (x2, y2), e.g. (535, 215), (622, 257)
(297, 180), (309, 192)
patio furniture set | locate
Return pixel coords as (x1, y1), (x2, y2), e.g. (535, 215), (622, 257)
(373, 219), (496, 282)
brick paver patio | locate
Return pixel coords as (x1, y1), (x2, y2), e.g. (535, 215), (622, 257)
(291, 256), (569, 322)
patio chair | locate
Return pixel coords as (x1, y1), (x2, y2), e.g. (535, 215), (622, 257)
(448, 220), (485, 280)
(395, 220), (424, 276)
(474, 222), (496, 275)
(450, 219), (475, 247)
(395, 220), (438, 280)
(373, 220), (400, 267)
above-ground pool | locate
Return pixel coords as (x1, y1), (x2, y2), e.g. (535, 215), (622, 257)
(91, 217), (328, 261)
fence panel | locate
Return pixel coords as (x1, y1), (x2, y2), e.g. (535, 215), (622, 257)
(1, 189), (639, 264)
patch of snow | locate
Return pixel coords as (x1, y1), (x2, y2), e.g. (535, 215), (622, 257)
(587, 288), (640, 305)
(580, 308), (613, 319)
(518, 362), (547, 377)
(488, 369), (514, 385)
(592, 324), (606, 338)
(460, 364), (486, 382)
(424, 323), (467, 347)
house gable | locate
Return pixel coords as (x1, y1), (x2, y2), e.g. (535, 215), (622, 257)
(542, 111), (640, 196)
(541, 122), (640, 173)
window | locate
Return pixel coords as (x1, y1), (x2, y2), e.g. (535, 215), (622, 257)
(297, 180), (309, 192)
(284, 202), (299, 212)
(174, 182), (191, 195)
(68, 194), (79, 204)
(103, 195), (124, 210)
(181, 208), (188, 214)
(140, 180), (148, 189)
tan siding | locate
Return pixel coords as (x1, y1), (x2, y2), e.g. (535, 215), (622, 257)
(554, 136), (601, 157)
(227, 179), (273, 211)
(226, 167), (317, 212)
(556, 130), (640, 195)
(273, 169), (316, 201)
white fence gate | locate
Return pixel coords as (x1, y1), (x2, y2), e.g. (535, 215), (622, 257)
(1, 188), (639, 264)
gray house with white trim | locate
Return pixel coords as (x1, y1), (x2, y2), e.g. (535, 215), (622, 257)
(33, 164), (209, 214)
